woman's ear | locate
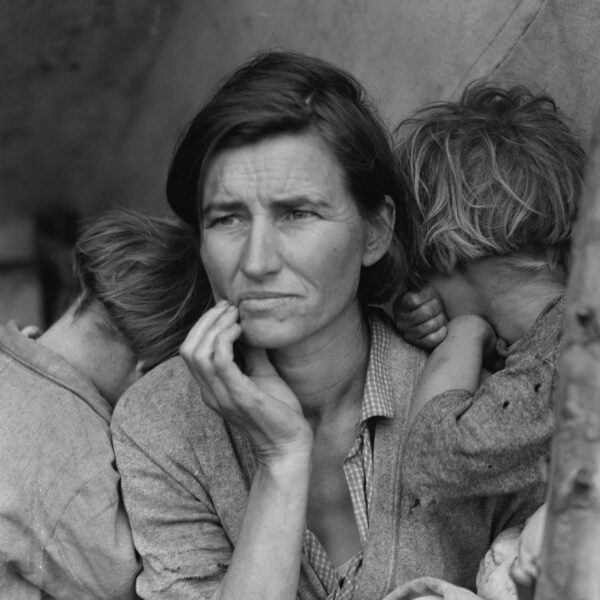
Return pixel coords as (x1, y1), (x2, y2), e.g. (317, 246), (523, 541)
(362, 195), (395, 267)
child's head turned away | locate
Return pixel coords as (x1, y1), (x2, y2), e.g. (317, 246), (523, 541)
(394, 82), (586, 283)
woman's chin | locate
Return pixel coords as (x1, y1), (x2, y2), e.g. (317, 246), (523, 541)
(239, 320), (303, 349)
(240, 328), (288, 349)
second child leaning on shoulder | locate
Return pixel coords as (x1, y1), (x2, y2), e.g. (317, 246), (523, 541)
(393, 81), (585, 500)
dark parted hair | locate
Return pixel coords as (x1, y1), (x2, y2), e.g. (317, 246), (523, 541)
(394, 81), (586, 279)
(73, 209), (211, 371)
(166, 50), (414, 304)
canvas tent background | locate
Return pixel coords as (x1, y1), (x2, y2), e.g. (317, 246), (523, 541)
(2, 2), (600, 597)
(1, 0), (599, 327)
(533, 109), (600, 600)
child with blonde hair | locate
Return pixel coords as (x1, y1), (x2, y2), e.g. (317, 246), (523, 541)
(391, 82), (585, 599)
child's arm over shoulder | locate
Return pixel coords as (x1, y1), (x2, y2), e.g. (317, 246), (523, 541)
(403, 317), (555, 498)
(408, 315), (496, 427)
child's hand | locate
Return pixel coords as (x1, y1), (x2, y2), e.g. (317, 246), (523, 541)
(476, 526), (521, 600)
(393, 285), (448, 349)
(509, 504), (545, 600)
(15, 322), (42, 339)
(509, 561), (536, 600)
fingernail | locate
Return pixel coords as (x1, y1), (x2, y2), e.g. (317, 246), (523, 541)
(216, 299), (228, 308)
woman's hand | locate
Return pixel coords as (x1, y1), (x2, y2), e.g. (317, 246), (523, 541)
(180, 300), (313, 464)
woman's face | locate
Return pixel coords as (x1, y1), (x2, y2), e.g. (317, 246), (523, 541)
(199, 132), (390, 350)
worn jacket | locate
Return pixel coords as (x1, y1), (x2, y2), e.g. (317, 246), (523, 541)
(112, 311), (544, 600)
(0, 322), (139, 600)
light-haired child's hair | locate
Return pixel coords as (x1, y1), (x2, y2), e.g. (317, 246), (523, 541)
(394, 82), (586, 278)
(73, 209), (211, 371)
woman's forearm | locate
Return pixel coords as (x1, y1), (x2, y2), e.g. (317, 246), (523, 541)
(213, 451), (311, 600)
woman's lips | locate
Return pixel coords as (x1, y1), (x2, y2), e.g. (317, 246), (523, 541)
(237, 293), (296, 310)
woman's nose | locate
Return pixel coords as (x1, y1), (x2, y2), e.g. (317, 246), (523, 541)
(240, 219), (283, 278)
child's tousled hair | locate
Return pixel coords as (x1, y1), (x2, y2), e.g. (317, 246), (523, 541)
(394, 82), (586, 278)
(73, 209), (211, 371)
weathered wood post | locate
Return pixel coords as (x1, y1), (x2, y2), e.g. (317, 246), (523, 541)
(534, 114), (600, 600)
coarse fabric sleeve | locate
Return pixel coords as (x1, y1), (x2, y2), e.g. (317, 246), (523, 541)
(403, 340), (556, 498)
(40, 471), (141, 600)
(111, 360), (240, 600)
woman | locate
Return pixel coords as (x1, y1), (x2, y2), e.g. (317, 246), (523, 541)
(0, 210), (209, 600)
(111, 52), (543, 600)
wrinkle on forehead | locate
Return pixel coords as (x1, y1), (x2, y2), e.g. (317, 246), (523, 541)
(202, 132), (347, 208)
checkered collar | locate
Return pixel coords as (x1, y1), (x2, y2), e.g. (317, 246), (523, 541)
(359, 311), (396, 424)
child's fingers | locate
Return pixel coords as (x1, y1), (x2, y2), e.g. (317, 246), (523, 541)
(395, 296), (445, 329)
(20, 325), (42, 339)
(403, 314), (448, 341)
(395, 292), (448, 350)
(396, 285), (440, 312)
(413, 326), (448, 350)
(510, 558), (536, 600)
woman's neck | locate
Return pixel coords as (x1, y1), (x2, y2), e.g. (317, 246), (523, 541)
(266, 303), (370, 428)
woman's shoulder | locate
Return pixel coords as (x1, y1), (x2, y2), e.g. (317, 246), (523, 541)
(111, 355), (250, 496)
(369, 307), (428, 398)
(111, 355), (221, 442)
(369, 307), (428, 365)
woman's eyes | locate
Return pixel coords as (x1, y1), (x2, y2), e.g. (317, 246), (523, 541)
(207, 209), (318, 228)
(208, 214), (240, 227)
(285, 209), (318, 221)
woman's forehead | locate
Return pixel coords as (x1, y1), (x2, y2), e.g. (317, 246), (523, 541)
(202, 132), (347, 206)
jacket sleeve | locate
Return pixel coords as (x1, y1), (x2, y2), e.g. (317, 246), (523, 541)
(43, 469), (140, 600)
(403, 348), (556, 498)
(111, 391), (234, 600)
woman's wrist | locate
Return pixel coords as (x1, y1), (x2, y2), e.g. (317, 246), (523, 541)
(257, 437), (313, 476)
(255, 450), (312, 498)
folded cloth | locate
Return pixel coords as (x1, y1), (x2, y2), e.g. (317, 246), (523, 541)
(476, 526), (521, 600)
(382, 576), (482, 600)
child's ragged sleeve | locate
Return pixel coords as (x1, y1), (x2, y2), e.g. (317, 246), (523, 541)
(402, 348), (556, 498)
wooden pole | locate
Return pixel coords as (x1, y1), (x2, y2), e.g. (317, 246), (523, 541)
(534, 114), (600, 600)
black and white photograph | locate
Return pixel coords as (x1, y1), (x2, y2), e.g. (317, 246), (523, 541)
(1, 2), (600, 599)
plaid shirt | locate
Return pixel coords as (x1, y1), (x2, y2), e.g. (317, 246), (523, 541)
(303, 315), (395, 599)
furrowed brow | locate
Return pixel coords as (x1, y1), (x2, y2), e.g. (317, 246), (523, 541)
(271, 196), (328, 210)
(203, 199), (247, 214)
